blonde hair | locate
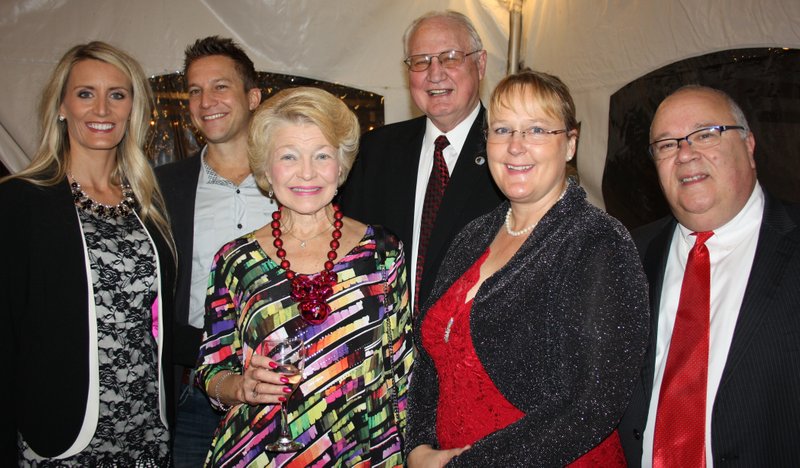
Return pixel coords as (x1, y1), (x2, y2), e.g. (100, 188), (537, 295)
(6, 41), (175, 258)
(488, 70), (578, 132)
(248, 87), (360, 193)
(488, 70), (579, 179)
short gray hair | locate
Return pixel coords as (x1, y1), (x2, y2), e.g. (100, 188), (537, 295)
(402, 10), (483, 57)
(655, 84), (751, 137)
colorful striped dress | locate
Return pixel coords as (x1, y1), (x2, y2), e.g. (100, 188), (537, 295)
(196, 225), (413, 467)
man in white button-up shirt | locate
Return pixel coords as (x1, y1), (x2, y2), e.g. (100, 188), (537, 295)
(620, 85), (800, 467)
(156, 36), (275, 467)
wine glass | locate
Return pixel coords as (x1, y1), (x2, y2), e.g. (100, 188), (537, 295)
(262, 336), (306, 452)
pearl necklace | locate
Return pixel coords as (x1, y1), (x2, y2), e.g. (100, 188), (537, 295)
(271, 204), (343, 325)
(504, 185), (568, 237)
(504, 208), (538, 237)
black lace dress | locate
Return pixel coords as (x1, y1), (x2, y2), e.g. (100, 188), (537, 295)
(19, 206), (170, 466)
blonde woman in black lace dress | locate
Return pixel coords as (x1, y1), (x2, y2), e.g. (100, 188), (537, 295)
(0, 42), (176, 466)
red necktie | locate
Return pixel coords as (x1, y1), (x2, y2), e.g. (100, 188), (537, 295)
(653, 231), (714, 468)
(414, 135), (450, 314)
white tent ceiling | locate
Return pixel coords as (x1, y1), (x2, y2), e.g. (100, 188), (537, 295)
(2, 0), (799, 208)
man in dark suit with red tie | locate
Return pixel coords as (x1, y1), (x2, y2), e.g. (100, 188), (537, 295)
(339, 10), (504, 311)
(619, 85), (800, 466)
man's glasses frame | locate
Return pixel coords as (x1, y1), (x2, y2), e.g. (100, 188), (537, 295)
(404, 49), (482, 72)
(648, 125), (747, 160)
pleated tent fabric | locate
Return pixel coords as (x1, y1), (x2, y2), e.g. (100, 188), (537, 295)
(1, 0), (799, 208)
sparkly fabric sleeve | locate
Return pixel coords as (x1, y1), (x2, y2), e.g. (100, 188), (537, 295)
(195, 238), (247, 411)
(449, 229), (649, 466)
(406, 318), (441, 455)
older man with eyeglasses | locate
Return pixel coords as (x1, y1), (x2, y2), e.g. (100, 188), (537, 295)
(340, 10), (504, 313)
(619, 84), (800, 467)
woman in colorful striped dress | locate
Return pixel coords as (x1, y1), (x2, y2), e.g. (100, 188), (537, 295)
(196, 87), (414, 467)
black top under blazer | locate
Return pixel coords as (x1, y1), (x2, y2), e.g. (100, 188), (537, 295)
(618, 190), (800, 466)
(0, 177), (176, 462)
(339, 106), (505, 307)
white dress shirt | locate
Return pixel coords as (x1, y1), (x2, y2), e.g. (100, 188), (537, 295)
(409, 103), (481, 305)
(187, 147), (275, 328)
(642, 182), (765, 467)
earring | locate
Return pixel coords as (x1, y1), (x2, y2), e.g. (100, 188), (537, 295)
(58, 115), (66, 122)
(334, 188), (339, 196)
(268, 189), (273, 198)
(566, 154), (574, 162)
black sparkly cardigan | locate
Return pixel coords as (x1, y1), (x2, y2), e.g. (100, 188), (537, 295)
(406, 181), (650, 466)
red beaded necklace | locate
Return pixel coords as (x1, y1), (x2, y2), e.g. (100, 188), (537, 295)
(271, 204), (343, 325)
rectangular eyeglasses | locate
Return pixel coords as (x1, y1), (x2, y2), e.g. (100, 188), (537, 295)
(404, 50), (481, 72)
(485, 126), (568, 144)
(649, 125), (746, 160)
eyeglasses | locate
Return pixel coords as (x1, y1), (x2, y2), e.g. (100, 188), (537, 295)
(485, 126), (568, 144)
(404, 50), (482, 72)
(648, 125), (747, 160)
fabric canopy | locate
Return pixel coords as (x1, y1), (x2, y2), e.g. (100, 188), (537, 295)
(1, 0), (799, 207)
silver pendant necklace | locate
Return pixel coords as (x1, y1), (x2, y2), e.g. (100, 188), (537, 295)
(287, 225), (331, 248)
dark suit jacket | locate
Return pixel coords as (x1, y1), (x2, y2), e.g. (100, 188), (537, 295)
(155, 154), (204, 368)
(339, 107), (504, 306)
(0, 177), (176, 462)
(619, 191), (800, 466)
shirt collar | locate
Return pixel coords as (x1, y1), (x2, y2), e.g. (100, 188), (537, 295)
(423, 102), (481, 155)
(677, 181), (765, 251)
(200, 145), (257, 188)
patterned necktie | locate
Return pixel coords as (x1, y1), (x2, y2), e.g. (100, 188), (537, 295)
(414, 135), (450, 314)
(653, 231), (714, 468)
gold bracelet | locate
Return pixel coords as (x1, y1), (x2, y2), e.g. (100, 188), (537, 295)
(213, 371), (236, 411)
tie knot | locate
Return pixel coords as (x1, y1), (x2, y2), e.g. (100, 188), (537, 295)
(434, 135), (450, 152)
(693, 231), (714, 246)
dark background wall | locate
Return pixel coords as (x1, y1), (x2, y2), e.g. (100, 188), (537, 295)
(603, 47), (800, 230)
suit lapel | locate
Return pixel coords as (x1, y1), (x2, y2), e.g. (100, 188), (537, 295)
(156, 154), (201, 325)
(719, 194), (798, 388)
(426, 107), (488, 261)
(640, 219), (676, 397)
(172, 156), (201, 253)
(393, 120), (426, 251)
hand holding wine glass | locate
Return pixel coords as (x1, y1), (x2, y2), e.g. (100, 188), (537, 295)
(261, 336), (306, 452)
(238, 352), (296, 406)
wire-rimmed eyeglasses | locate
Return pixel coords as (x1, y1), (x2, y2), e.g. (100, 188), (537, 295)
(648, 125), (747, 160)
(485, 126), (568, 144)
(404, 50), (482, 72)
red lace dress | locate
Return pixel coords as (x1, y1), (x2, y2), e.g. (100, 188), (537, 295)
(421, 248), (626, 466)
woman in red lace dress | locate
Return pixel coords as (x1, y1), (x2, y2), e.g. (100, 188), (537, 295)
(406, 71), (649, 467)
